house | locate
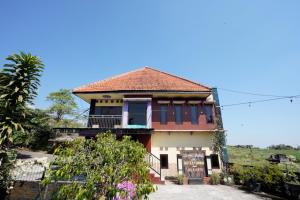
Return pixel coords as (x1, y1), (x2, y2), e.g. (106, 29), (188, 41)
(72, 67), (225, 183)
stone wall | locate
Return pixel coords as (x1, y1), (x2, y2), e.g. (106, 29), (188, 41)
(8, 181), (58, 200)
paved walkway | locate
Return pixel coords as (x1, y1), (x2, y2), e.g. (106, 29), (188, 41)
(149, 185), (270, 200)
(16, 149), (54, 161)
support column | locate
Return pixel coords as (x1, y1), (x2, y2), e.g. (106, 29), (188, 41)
(122, 100), (128, 128)
(146, 100), (152, 128)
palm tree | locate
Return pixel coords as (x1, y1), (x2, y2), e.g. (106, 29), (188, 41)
(0, 52), (44, 146)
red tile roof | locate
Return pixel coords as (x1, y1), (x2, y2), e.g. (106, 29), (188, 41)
(73, 67), (211, 93)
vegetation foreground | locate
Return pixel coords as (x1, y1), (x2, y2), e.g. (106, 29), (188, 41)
(228, 145), (300, 172)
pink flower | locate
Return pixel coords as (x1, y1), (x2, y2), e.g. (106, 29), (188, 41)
(113, 181), (136, 200)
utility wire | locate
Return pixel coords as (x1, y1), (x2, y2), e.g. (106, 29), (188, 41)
(218, 94), (300, 108)
(218, 87), (291, 98)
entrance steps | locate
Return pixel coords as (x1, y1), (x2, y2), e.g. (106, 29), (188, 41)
(149, 173), (165, 184)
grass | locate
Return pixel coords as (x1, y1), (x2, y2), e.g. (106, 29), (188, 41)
(227, 146), (300, 172)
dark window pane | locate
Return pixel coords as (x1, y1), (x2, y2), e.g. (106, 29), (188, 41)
(190, 105), (198, 124)
(160, 105), (168, 124)
(128, 102), (147, 125)
(175, 105), (183, 124)
(160, 154), (169, 169)
(211, 154), (220, 169)
(94, 106), (122, 115)
(204, 105), (214, 123)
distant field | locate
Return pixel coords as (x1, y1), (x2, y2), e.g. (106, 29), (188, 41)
(227, 146), (300, 172)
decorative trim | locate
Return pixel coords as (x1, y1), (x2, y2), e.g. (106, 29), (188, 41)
(123, 98), (152, 101)
(157, 100), (170, 104)
(203, 101), (215, 104)
(188, 100), (202, 104)
(173, 100), (185, 104)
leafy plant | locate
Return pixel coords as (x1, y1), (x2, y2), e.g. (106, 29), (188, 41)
(43, 133), (155, 199)
(210, 172), (220, 185)
(0, 52), (44, 146)
(176, 175), (184, 185)
(13, 108), (54, 149)
(231, 163), (286, 191)
(0, 52), (44, 198)
(212, 119), (226, 171)
(0, 150), (17, 197)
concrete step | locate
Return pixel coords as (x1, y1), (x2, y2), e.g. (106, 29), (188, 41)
(188, 178), (203, 185)
(148, 173), (165, 184)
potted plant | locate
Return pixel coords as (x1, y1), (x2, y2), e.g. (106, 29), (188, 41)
(183, 176), (189, 185)
(176, 175), (184, 185)
(210, 172), (220, 185)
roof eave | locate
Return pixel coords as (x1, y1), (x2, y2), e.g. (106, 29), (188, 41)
(73, 90), (212, 94)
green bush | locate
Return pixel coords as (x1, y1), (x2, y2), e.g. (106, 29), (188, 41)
(44, 133), (155, 199)
(177, 175), (184, 185)
(210, 172), (220, 185)
(0, 150), (17, 198)
(231, 163), (286, 191)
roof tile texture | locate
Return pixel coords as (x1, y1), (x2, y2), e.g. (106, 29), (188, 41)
(73, 67), (211, 93)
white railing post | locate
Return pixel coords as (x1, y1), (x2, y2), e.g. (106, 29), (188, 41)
(122, 101), (128, 128)
(147, 100), (152, 128)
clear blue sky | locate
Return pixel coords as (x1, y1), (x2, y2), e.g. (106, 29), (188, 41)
(1, 1), (299, 147)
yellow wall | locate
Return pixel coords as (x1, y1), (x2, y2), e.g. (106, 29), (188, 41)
(151, 131), (221, 179)
(95, 102), (123, 107)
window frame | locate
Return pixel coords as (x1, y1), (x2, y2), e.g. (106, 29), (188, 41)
(128, 102), (147, 125)
(160, 105), (168, 124)
(190, 105), (198, 124)
(204, 104), (214, 124)
(211, 154), (220, 169)
(160, 154), (169, 169)
(174, 105), (183, 124)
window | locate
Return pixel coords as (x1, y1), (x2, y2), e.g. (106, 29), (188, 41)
(128, 102), (147, 125)
(160, 154), (169, 169)
(204, 105), (214, 123)
(160, 105), (168, 124)
(190, 105), (198, 124)
(211, 154), (220, 169)
(94, 106), (122, 115)
(175, 105), (183, 124)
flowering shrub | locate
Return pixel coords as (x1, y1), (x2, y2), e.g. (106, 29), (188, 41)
(114, 181), (136, 200)
(44, 133), (155, 199)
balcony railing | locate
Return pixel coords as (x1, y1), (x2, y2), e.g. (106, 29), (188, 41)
(88, 115), (122, 129)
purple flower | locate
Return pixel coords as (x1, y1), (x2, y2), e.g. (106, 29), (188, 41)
(114, 181), (136, 200)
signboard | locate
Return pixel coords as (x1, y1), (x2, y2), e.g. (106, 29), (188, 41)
(180, 150), (205, 179)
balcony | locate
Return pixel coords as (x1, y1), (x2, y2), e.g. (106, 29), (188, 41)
(88, 115), (122, 129)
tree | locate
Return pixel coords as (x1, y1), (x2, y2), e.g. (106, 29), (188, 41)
(13, 108), (54, 150)
(46, 89), (79, 127)
(0, 52), (44, 198)
(0, 52), (44, 146)
(44, 133), (155, 199)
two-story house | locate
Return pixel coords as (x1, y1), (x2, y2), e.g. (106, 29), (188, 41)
(72, 67), (224, 183)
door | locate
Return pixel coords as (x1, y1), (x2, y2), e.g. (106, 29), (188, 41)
(180, 150), (206, 180)
(177, 155), (183, 175)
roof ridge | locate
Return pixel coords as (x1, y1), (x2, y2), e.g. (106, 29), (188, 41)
(143, 66), (211, 90)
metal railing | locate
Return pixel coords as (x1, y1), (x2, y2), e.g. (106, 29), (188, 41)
(87, 115), (122, 129)
(146, 152), (161, 178)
